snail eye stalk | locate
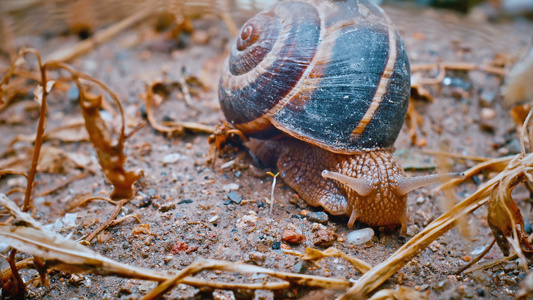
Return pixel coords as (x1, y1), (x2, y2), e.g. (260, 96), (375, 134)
(396, 173), (464, 196)
(321, 170), (372, 196)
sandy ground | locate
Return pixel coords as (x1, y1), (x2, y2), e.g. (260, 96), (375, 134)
(1, 2), (533, 299)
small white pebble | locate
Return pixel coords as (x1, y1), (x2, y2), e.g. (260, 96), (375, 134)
(416, 195), (426, 204)
(471, 246), (486, 256)
(163, 153), (183, 164)
(406, 224), (419, 237)
(346, 228), (374, 245)
(481, 108), (496, 120)
(223, 183), (240, 191)
(209, 215), (219, 223)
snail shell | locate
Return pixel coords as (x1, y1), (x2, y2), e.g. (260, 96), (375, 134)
(219, 0), (410, 153)
(215, 0), (450, 232)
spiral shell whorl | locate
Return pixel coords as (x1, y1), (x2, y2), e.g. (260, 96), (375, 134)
(219, 2), (321, 134)
(219, 0), (411, 152)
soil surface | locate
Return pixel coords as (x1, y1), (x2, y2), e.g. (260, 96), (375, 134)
(1, 2), (533, 299)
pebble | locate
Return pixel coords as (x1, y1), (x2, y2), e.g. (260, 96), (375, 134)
(293, 262), (307, 274)
(506, 139), (522, 154)
(480, 107), (496, 119)
(69, 274), (85, 285)
(163, 153), (183, 164)
(223, 183), (240, 191)
(209, 215), (219, 223)
(272, 241), (281, 250)
(415, 195), (426, 204)
(406, 225), (419, 237)
(480, 90), (496, 107)
(346, 228), (374, 245)
(163, 254), (173, 264)
(306, 211), (329, 224)
(471, 246), (486, 256)
(281, 229), (305, 244)
(313, 229), (337, 247)
(139, 197), (152, 207)
(178, 199), (193, 205)
(227, 191), (242, 204)
(158, 202), (175, 212)
(248, 252), (265, 265)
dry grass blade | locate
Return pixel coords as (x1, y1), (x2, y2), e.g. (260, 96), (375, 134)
(464, 253), (517, 274)
(0, 193), (43, 229)
(0, 225), (171, 280)
(83, 199), (127, 243)
(302, 247), (372, 274)
(143, 259), (352, 300)
(435, 155), (512, 191)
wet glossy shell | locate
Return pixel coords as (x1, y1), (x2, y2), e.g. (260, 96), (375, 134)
(218, 0), (410, 154)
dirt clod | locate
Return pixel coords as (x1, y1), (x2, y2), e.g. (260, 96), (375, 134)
(313, 229), (338, 248)
(172, 242), (189, 254)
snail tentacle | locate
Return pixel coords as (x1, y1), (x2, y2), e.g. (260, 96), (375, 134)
(396, 172), (464, 196)
(321, 170), (372, 196)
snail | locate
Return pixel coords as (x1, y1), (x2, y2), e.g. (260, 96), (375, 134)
(218, 0), (454, 233)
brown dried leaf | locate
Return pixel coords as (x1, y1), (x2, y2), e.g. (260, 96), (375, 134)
(487, 183), (533, 259)
(80, 93), (141, 200)
(510, 103), (533, 127)
(1, 193), (44, 229)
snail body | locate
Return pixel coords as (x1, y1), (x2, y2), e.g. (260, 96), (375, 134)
(219, 0), (446, 232)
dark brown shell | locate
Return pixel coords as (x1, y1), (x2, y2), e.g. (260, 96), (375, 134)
(218, 0), (410, 154)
